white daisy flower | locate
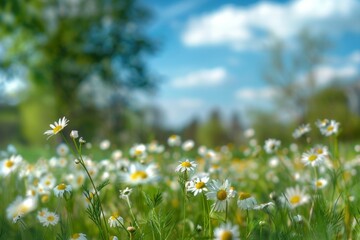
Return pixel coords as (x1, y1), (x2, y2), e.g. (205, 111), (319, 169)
(301, 149), (324, 167)
(39, 174), (57, 190)
(108, 213), (124, 228)
(37, 208), (50, 224)
(41, 211), (59, 227)
(182, 140), (195, 151)
(44, 117), (69, 139)
(264, 139), (281, 154)
(292, 123), (311, 139)
(214, 222), (240, 240)
(187, 176), (209, 196)
(129, 144), (147, 159)
(100, 139), (111, 150)
(0, 154), (23, 176)
(206, 179), (232, 212)
(167, 134), (181, 147)
(237, 192), (257, 210)
(320, 120), (340, 136)
(175, 159), (197, 173)
(121, 163), (159, 185)
(313, 145), (329, 158)
(6, 196), (37, 222)
(70, 233), (87, 240)
(314, 178), (328, 189)
(283, 186), (309, 209)
(56, 143), (69, 156)
(53, 183), (72, 198)
(316, 119), (330, 129)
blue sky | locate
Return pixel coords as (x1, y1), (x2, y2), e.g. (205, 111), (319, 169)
(139, 0), (360, 128)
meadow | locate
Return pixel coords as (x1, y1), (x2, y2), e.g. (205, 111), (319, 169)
(1, 117), (360, 240)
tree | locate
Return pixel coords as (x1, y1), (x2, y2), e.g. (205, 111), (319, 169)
(0, 0), (157, 144)
(197, 109), (228, 147)
(263, 30), (330, 123)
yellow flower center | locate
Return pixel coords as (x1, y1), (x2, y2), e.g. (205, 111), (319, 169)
(181, 161), (191, 168)
(290, 195), (301, 205)
(220, 230), (233, 240)
(327, 126), (334, 132)
(217, 189), (227, 201)
(130, 171), (148, 180)
(316, 149), (323, 154)
(39, 211), (46, 217)
(239, 192), (251, 200)
(135, 149), (143, 156)
(47, 215), (55, 222)
(195, 182), (205, 189)
(5, 160), (14, 168)
(53, 125), (63, 134)
(316, 181), (323, 187)
(57, 184), (66, 190)
(72, 233), (80, 238)
(308, 154), (317, 162)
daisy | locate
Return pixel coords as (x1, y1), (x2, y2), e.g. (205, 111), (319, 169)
(70, 233), (87, 240)
(44, 117), (69, 139)
(37, 208), (49, 224)
(206, 179), (232, 212)
(41, 211), (59, 227)
(129, 144), (147, 159)
(182, 140), (195, 151)
(100, 139), (111, 150)
(187, 176), (209, 196)
(313, 145), (329, 158)
(301, 149), (324, 167)
(175, 159), (197, 173)
(237, 192), (257, 210)
(320, 120), (340, 136)
(39, 174), (57, 190)
(264, 139), (281, 154)
(0, 154), (23, 176)
(316, 119), (330, 129)
(214, 222), (240, 240)
(108, 213), (124, 228)
(292, 123), (311, 139)
(53, 183), (72, 198)
(283, 186), (309, 209)
(56, 143), (69, 156)
(121, 163), (159, 185)
(6, 196), (37, 222)
(314, 178), (328, 189)
(167, 134), (181, 147)
(119, 187), (133, 200)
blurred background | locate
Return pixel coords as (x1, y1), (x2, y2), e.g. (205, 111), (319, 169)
(0, 0), (360, 148)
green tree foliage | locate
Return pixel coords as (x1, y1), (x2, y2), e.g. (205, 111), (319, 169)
(196, 109), (229, 147)
(0, 0), (157, 144)
(306, 85), (360, 140)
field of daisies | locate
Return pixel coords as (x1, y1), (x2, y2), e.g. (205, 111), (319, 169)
(1, 117), (360, 240)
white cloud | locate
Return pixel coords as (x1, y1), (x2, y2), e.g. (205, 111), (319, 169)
(182, 0), (360, 50)
(349, 51), (360, 64)
(171, 67), (227, 88)
(313, 65), (358, 85)
(235, 87), (277, 101)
